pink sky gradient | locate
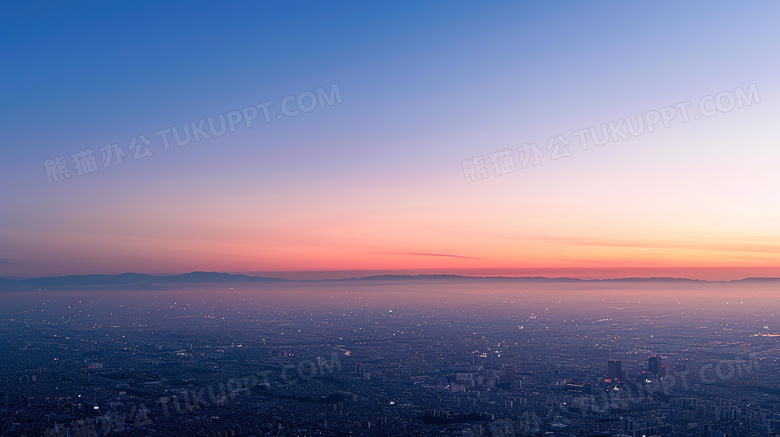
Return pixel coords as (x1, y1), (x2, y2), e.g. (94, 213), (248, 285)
(2, 3), (779, 281)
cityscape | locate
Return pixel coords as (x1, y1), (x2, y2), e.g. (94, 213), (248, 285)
(1, 278), (779, 436)
(2, 1), (780, 436)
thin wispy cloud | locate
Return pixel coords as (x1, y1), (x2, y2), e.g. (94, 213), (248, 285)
(389, 251), (481, 260)
(558, 239), (780, 254)
(508, 236), (780, 254)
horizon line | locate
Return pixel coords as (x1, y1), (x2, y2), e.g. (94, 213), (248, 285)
(3, 270), (780, 283)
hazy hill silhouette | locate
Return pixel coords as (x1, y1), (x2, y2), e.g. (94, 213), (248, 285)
(0, 271), (777, 291)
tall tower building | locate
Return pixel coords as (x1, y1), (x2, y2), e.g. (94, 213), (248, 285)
(648, 356), (661, 375)
(607, 360), (622, 379)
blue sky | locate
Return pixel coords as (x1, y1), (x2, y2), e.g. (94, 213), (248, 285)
(1, 1), (779, 278)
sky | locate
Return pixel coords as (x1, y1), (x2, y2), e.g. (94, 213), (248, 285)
(1, 1), (779, 280)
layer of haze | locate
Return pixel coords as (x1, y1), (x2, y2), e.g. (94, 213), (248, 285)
(3, 281), (780, 319)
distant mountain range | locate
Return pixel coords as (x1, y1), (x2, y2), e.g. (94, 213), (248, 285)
(0, 271), (778, 291)
(0, 271), (285, 291)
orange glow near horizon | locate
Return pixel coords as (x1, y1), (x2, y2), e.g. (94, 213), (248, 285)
(2, 3), (779, 281)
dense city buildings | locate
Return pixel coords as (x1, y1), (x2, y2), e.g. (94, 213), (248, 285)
(1, 279), (778, 436)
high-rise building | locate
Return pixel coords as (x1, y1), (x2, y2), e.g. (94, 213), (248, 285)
(607, 360), (622, 379)
(648, 356), (661, 375)
(502, 366), (517, 389)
